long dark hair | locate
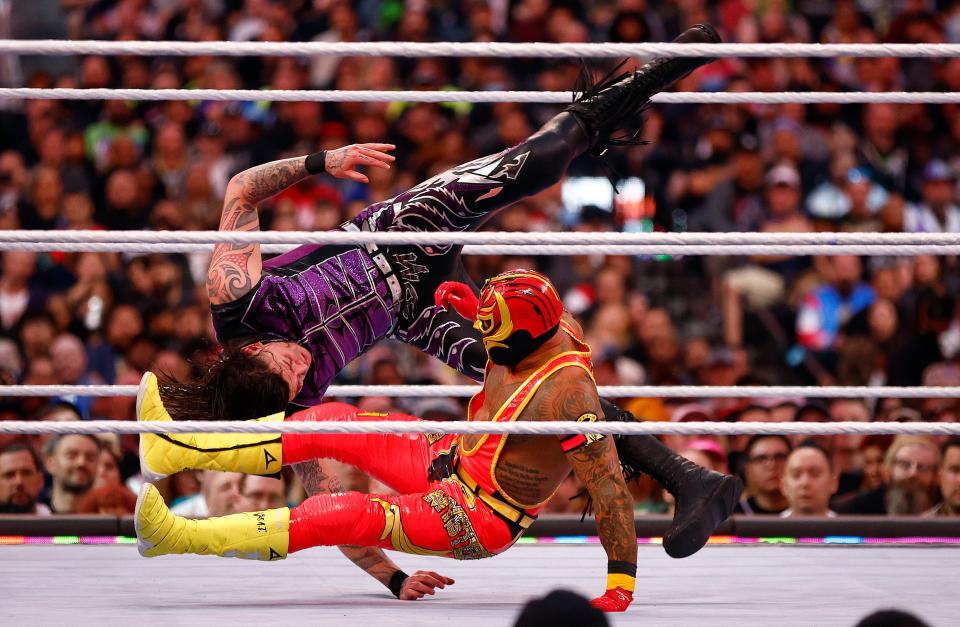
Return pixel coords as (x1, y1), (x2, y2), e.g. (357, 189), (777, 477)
(159, 347), (289, 421)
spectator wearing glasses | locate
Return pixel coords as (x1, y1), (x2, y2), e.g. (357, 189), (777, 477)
(838, 435), (940, 515)
(735, 435), (792, 515)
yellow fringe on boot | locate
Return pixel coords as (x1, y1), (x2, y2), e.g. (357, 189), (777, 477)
(135, 483), (289, 561)
(137, 371), (285, 481)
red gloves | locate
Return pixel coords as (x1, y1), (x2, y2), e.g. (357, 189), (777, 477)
(590, 587), (634, 612)
(435, 281), (479, 321)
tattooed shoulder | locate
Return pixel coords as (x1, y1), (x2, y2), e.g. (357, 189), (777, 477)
(528, 368), (601, 423)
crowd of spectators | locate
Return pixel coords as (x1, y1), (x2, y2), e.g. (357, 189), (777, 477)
(1, 0), (959, 519)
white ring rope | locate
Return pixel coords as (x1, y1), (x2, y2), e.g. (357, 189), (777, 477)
(6, 231), (960, 246)
(2, 40), (959, 58)
(7, 231), (960, 256)
(0, 420), (957, 437)
(3, 384), (957, 399)
(2, 88), (957, 104)
(5, 242), (960, 256)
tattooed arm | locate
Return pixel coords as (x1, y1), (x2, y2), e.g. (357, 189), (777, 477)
(206, 144), (395, 305)
(206, 157), (307, 305)
(541, 369), (637, 567)
(568, 438), (637, 564)
(293, 459), (453, 600)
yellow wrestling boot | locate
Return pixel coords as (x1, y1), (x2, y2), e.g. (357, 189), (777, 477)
(137, 371), (285, 481)
(136, 483), (289, 561)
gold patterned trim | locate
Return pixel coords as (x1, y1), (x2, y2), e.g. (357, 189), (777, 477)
(422, 489), (495, 561)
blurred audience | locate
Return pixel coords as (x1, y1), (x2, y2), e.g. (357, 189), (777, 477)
(1, 1), (958, 522)
(837, 436), (940, 515)
(170, 470), (242, 518)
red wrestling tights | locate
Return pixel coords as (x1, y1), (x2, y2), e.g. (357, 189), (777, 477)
(288, 491), (394, 553)
(287, 483), (516, 558)
(281, 402), (447, 494)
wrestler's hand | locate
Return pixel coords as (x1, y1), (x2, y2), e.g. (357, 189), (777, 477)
(435, 281), (479, 320)
(399, 570), (456, 600)
(590, 587), (634, 612)
(324, 143), (395, 184)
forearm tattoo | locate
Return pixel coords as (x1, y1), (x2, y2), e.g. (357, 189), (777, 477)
(233, 157), (309, 204)
(568, 439), (636, 563)
(533, 372), (635, 563)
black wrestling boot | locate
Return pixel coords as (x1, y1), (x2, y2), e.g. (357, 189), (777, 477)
(601, 399), (742, 559)
(566, 23), (722, 150)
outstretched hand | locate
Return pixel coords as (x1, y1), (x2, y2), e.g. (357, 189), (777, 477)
(399, 570), (456, 600)
(324, 143), (395, 183)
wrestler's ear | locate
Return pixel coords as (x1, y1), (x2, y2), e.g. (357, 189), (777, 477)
(241, 342), (264, 355)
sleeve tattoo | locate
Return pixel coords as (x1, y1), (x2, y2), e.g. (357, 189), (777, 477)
(537, 371), (636, 564)
(206, 157), (310, 305)
(567, 438), (637, 564)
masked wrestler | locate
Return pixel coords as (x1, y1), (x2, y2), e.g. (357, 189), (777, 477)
(136, 270), (741, 613)
(156, 24), (738, 596)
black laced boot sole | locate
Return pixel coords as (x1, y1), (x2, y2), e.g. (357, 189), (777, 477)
(664, 472), (743, 559)
(565, 23), (722, 151)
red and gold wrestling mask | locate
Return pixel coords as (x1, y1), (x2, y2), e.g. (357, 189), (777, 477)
(435, 269), (563, 367)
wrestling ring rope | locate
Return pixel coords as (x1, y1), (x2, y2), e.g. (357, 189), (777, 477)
(1, 419), (959, 437)
(1, 384), (959, 398)
(2, 37), (959, 627)
(5, 88), (960, 104)
(3, 39), (960, 56)
(3, 230), (960, 255)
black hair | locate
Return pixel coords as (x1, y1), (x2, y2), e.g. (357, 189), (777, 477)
(514, 589), (608, 627)
(159, 346), (289, 421)
(855, 609), (930, 627)
(792, 440), (835, 471)
(42, 433), (102, 458)
(744, 434), (793, 458)
(942, 437), (960, 458)
(0, 442), (42, 472)
(35, 401), (83, 421)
